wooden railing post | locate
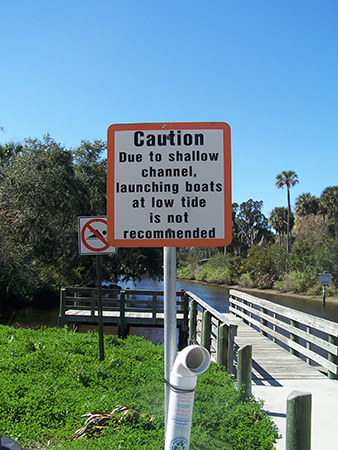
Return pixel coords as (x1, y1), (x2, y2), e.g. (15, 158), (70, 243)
(118, 291), (127, 338)
(152, 293), (157, 324)
(286, 390), (312, 450)
(228, 324), (237, 375)
(178, 288), (185, 311)
(217, 323), (228, 368)
(242, 299), (249, 325)
(290, 319), (300, 357)
(178, 292), (189, 350)
(261, 307), (268, 337)
(189, 299), (197, 343)
(202, 310), (212, 351)
(58, 287), (66, 327)
(183, 292), (189, 329)
(328, 335), (338, 380)
(237, 344), (252, 400)
(91, 288), (96, 319)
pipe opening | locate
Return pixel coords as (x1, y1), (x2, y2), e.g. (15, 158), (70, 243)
(185, 347), (210, 373)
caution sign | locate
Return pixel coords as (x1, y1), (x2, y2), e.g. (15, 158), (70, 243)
(78, 217), (117, 255)
(107, 122), (232, 247)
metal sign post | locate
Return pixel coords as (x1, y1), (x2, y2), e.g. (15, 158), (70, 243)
(164, 246), (177, 429)
(96, 254), (104, 361)
(78, 217), (117, 361)
(320, 273), (332, 308)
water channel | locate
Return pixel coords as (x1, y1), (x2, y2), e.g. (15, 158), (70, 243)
(1, 278), (337, 345)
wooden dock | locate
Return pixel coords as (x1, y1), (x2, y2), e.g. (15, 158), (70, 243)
(59, 286), (187, 324)
(58, 286), (189, 344)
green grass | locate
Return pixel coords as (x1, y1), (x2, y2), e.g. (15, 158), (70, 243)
(0, 325), (279, 449)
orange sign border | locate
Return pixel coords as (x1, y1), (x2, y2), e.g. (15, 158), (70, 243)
(107, 122), (231, 247)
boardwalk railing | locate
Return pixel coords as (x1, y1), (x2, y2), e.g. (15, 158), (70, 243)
(58, 286), (238, 374)
(58, 286), (189, 343)
(229, 289), (338, 379)
(186, 291), (238, 374)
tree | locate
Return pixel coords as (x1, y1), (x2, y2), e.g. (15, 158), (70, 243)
(269, 206), (294, 246)
(295, 193), (319, 218)
(233, 199), (272, 256)
(275, 170), (299, 258)
(73, 140), (107, 216)
(320, 186), (338, 238)
(0, 135), (82, 295)
(0, 142), (23, 173)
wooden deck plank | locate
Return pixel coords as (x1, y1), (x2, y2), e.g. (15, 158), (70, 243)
(63, 308), (185, 326)
(226, 314), (327, 381)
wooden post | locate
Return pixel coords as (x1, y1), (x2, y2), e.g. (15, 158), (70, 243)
(286, 390), (311, 450)
(58, 287), (66, 327)
(183, 292), (189, 328)
(261, 307), (268, 337)
(242, 299), (249, 325)
(178, 292), (189, 350)
(189, 299), (197, 343)
(328, 335), (338, 380)
(91, 288), (96, 320)
(152, 293), (157, 324)
(237, 344), (252, 400)
(202, 310), (212, 351)
(118, 291), (127, 338)
(290, 319), (300, 357)
(227, 324), (237, 375)
(217, 323), (229, 368)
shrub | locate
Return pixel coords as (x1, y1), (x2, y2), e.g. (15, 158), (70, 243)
(243, 245), (287, 289)
(190, 254), (243, 285)
(239, 273), (255, 288)
(177, 262), (195, 280)
(274, 271), (316, 294)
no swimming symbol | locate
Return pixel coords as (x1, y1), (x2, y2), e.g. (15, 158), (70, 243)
(79, 217), (116, 255)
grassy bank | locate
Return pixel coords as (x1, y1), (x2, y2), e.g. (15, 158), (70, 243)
(177, 256), (338, 299)
(0, 326), (279, 449)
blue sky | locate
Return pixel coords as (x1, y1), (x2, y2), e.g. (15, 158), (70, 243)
(1, 0), (338, 218)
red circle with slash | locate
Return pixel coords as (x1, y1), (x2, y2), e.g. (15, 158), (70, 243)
(81, 218), (110, 252)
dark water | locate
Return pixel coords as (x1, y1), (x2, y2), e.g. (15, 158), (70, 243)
(1, 279), (337, 344)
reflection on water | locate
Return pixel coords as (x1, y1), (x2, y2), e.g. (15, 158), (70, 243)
(120, 278), (230, 313)
(1, 278), (338, 345)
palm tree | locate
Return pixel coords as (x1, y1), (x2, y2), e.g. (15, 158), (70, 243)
(320, 186), (338, 238)
(275, 170), (299, 263)
(269, 207), (288, 245)
(295, 193), (319, 218)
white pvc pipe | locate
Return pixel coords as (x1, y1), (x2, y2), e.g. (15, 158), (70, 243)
(165, 345), (211, 450)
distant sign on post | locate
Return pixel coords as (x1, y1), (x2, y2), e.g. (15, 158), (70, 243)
(78, 217), (117, 255)
(320, 273), (332, 285)
(107, 122), (232, 247)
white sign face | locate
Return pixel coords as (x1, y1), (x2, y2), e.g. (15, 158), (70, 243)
(107, 122), (232, 247)
(320, 273), (332, 285)
(78, 217), (117, 255)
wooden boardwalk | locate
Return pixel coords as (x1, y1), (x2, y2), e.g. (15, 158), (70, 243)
(226, 314), (338, 449)
(228, 315), (327, 383)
